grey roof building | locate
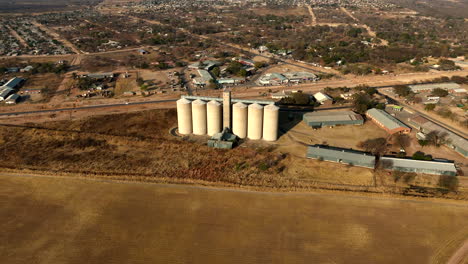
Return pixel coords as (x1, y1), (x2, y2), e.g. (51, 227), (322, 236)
(5, 93), (20, 104)
(307, 145), (376, 168)
(303, 111), (364, 128)
(408, 82), (460, 93)
(366, 108), (411, 134)
(380, 157), (457, 176)
(86, 72), (114, 79)
(3, 77), (25, 89)
(0, 87), (14, 101)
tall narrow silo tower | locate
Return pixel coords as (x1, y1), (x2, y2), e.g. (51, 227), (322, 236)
(192, 99), (207, 135)
(177, 98), (192, 135)
(207, 100), (222, 136)
(247, 103), (263, 140)
(223, 90), (231, 129)
(263, 104), (279, 141)
(232, 102), (248, 138)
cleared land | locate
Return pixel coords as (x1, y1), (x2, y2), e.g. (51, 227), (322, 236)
(0, 174), (467, 264)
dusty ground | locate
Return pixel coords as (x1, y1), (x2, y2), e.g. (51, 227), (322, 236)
(0, 174), (467, 264)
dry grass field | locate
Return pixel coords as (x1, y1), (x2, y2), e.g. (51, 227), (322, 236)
(0, 108), (466, 198)
(0, 174), (467, 264)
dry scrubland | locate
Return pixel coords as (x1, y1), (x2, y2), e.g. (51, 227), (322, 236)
(0, 109), (291, 188)
(0, 175), (467, 264)
(0, 108), (466, 198)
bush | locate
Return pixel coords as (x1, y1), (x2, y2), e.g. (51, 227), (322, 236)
(412, 151), (432, 161)
(424, 104), (436, 111)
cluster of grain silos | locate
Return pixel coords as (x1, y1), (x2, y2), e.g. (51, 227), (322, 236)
(176, 94), (279, 142)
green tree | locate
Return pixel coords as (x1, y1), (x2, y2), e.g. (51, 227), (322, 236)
(393, 85), (411, 97)
(211, 66), (220, 77)
(431, 88), (449, 97)
(358, 138), (387, 156)
(424, 104), (436, 111)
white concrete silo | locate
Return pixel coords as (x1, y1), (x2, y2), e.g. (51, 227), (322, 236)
(263, 104), (279, 141)
(207, 100), (222, 136)
(177, 98), (192, 135)
(247, 103), (263, 140)
(192, 99), (207, 135)
(232, 102), (248, 139)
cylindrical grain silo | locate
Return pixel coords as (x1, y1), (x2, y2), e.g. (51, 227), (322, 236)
(177, 98), (192, 135)
(192, 99), (207, 135)
(263, 104), (279, 141)
(207, 100), (222, 136)
(248, 103), (263, 140)
(232, 102), (248, 139)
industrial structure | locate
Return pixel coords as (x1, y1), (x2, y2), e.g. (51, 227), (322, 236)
(306, 145), (376, 168)
(366, 108), (411, 135)
(379, 157), (457, 176)
(408, 82), (460, 93)
(307, 145), (458, 176)
(176, 91), (279, 142)
(303, 111), (364, 128)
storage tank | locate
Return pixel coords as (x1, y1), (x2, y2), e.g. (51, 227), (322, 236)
(263, 104), (279, 141)
(247, 103), (263, 140)
(192, 99), (207, 135)
(177, 98), (192, 135)
(207, 100), (222, 136)
(232, 102), (248, 138)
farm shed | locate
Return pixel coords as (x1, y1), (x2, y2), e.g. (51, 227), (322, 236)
(366, 108), (411, 135)
(379, 157), (457, 176)
(306, 145), (376, 169)
(303, 111), (364, 128)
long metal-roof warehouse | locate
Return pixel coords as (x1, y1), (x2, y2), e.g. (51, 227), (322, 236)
(366, 108), (411, 134)
(380, 157), (457, 176)
(303, 111), (364, 128)
(408, 82), (461, 93)
(306, 145), (376, 168)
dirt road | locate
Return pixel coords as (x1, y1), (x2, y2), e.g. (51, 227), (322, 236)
(340, 7), (388, 46)
(307, 5), (317, 26)
(6, 25), (29, 48)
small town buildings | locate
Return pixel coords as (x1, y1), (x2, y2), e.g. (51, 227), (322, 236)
(408, 115), (467, 157)
(379, 157), (457, 176)
(313, 92), (333, 106)
(306, 145), (376, 168)
(0, 87), (14, 101)
(303, 111), (364, 128)
(408, 82), (460, 93)
(138, 49), (149, 55)
(3, 77), (25, 89)
(207, 128), (237, 149)
(189, 60), (221, 71)
(85, 72), (114, 80)
(5, 93), (20, 104)
(283, 72), (318, 83)
(193, 69), (213, 86)
(366, 108), (411, 134)
(237, 58), (255, 67)
(217, 77), (245, 85)
(259, 73), (288, 86)
(271, 90), (294, 99)
(20, 65), (34, 72)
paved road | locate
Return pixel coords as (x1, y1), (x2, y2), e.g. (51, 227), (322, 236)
(0, 99), (176, 117)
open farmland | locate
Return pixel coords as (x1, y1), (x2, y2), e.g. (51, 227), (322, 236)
(1, 174), (467, 264)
